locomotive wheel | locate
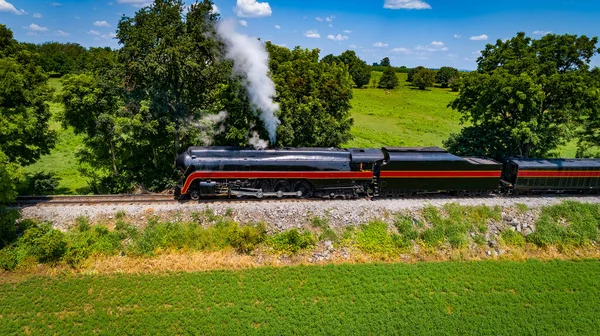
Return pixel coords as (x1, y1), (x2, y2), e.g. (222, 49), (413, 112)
(190, 190), (200, 201)
(294, 181), (313, 198)
(273, 181), (291, 197)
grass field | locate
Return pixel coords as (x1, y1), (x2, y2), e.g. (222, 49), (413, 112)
(22, 78), (88, 194)
(1, 260), (599, 335)
(344, 72), (463, 148)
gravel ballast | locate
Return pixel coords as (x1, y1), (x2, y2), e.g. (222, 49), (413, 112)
(16, 195), (600, 231)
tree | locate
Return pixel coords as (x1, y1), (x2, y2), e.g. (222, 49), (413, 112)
(335, 50), (371, 88)
(577, 67), (600, 157)
(444, 32), (600, 161)
(380, 57), (390, 67)
(412, 68), (435, 90)
(217, 43), (355, 147)
(60, 0), (230, 193)
(0, 25), (54, 246)
(435, 66), (459, 88)
(407, 66), (426, 82)
(378, 66), (399, 89)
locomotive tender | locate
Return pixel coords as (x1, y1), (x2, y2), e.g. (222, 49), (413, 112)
(174, 146), (600, 200)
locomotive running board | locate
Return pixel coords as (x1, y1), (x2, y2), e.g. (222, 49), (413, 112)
(230, 189), (303, 199)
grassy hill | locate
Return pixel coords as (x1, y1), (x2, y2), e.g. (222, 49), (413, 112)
(344, 72), (462, 148)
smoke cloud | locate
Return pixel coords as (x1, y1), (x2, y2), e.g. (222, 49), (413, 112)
(188, 111), (228, 146)
(216, 19), (280, 145)
(249, 131), (269, 149)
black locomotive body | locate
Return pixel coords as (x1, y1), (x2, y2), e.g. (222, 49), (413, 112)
(502, 158), (600, 194)
(379, 147), (502, 196)
(175, 145), (600, 200)
(175, 147), (381, 200)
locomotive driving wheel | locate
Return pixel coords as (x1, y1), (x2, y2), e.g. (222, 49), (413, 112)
(294, 181), (313, 198)
(273, 181), (291, 198)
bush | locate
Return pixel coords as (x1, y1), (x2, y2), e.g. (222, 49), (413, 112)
(354, 221), (395, 254)
(0, 207), (20, 249)
(378, 66), (399, 89)
(501, 229), (526, 247)
(412, 68), (436, 90)
(27, 172), (60, 195)
(228, 223), (267, 254)
(0, 247), (18, 271)
(29, 227), (67, 263)
(268, 229), (316, 253)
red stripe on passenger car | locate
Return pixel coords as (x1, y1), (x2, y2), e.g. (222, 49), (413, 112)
(380, 171), (502, 178)
(519, 170), (600, 178)
(181, 171), (373, 194)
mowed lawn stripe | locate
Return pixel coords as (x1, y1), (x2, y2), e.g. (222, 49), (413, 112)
(1, 260), (599, 335)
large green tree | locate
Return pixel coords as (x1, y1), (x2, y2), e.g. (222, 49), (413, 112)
(0, 25), (55, 246)
(218, 43), (355, 147)
(577, 67), (600, 157)
(378, 66), (399, 89)
(322, 50), (371, 88)
(444, 32), (600, 160)
(412, 68), (435, 90)
(435, 66), (459, 88)
(61, 0), (230, 192)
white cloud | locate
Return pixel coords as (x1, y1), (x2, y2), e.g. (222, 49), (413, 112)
(343, 30), (352, 34)
(453, 34), (461, 39)
(384, 0), (431, 10)
(325, 15), (335, 22)
(100, 32), (117, 39)
(532, 30), (551, 36)
(391, 47), (412, 54)
(25, 23), (48, 32)
(275, 24), (280, 29)
(373, 42), (388, 47)
(87, 30), (101, 35)
(327, 34), (348, 41)
(349, 44), (357, 49)
(329, 23), (333, 28)
(235, 0), (272, 18)
(304, 29), (320, 38)
(0, 0), (25, 15)
(33, 12), (43, 18)
(55, 30), (70, 37)
(94, 20), (110, 27)
(315, 17), (323, 21)
(116, 0), (152, 7)
(210, 4), (219, 14)
(277, 43), (286, 47)
(239, 20), (248, 27)
(416, 41), (448, 52)
(447, 54), (458, 58)
(50, 2), (62, 6)
(469, 34), (488, 41)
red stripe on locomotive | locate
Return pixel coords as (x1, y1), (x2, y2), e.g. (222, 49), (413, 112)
(518, 170), (600, 178)
(380, 171), (502, 178)
(181, 171), (373, 194)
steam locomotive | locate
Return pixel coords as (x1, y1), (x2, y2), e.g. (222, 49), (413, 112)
(174, 146), (600, 200)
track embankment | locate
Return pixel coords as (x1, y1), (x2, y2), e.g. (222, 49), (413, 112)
(13, 194), (600, 231)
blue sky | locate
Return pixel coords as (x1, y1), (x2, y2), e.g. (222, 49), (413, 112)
(1, 0), (599, 69)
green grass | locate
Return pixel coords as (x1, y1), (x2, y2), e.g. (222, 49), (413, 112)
(344, 73), (464, 148)
(22, 78), (87, 194)
(1, 260), (600, 335)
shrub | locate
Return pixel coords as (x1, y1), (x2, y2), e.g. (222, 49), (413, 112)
(310, 216), (329, 228)
(228, 223), (267, 254)
(26, 172), (60, 195)
(30, 227), (67, 263)
(0, 247), (18, 271)
(0, 207), (19, 249)
(378, 66), (399, 89)
(501, 229), (526, 247)
(318, 226), (338, 243)
(76, 216), (91, 232)
(268, 229), (316, 253)
(354, 221), (395, 254)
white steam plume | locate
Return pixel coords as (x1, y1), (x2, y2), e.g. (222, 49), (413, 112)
(249, 131), (269, 149)
(216, 19), (280, 145)
(187, 111), (228, 146)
